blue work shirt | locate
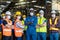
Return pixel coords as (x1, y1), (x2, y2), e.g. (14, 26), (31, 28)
(0, 19), (2, 31)
(25, 16), (37, 34)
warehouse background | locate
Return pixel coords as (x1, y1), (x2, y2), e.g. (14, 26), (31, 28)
(0, 0), (60, 40)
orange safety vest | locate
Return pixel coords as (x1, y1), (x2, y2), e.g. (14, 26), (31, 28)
(2, 20), (12, 36)
(14, 21), (23, 37)
(49, 18), (58, 25)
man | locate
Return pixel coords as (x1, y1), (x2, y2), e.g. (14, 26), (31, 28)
(2, 11), (12, 40)
(22, 15), (27, 31)
(36, 13), (40, 19)
(36, 10), (47, 40)
(0, 13), (5, 40)
(25, 8), (37, 40)
(22, 15), (27, 40)
(48, 10), (60, 40)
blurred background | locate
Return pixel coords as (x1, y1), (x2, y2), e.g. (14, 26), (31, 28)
(0, 0), (60, 18)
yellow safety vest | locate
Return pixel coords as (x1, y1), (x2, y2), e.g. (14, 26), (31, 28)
(49, 18), (58, 25)
(22, 20), (27, 31)
(36, 17), (47, 32)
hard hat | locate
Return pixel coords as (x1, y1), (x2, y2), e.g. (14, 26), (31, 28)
(5, 11), (11, 15)
(1, 13), (5, 16)
(14, 14), (16, 18)
(51, 10), (56, 14)
(30, 8), (34, 11)
(15, 11), (21, 16)
(22, 15), (26, 18)
(39, 10), (44, 14)
(36, 13), (40, 17)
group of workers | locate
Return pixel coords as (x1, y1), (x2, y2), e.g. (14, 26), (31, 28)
(0, 8), (60, 40)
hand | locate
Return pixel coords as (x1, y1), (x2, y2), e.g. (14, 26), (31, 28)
(36, 25), (40, 28)
(51, 25), (55, 27)
(28, 22), (32, 24)
(38, 24), (43, 27)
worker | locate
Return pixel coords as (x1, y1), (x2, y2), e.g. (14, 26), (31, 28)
(25, 8), (37, 40)
(36, 13), (40, 19)
(1, 13), (6, 19)
(48, 10), (60, 40)
(22, 15), (27, 40)
(14, 11), (24, 40)
(36, 10), (47, 40)
(22, 15), (26, 20)
(0, 13), (5, 40)
(22, 15), (27, 31)
(2, 11), (12, 40)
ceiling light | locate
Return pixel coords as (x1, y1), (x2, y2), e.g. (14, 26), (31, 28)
(46, 1), (51, 3)
(6, 1), (11, 3)
(32, 0), (36, 2)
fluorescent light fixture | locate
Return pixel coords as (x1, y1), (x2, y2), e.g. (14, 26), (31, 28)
(1, 5), (5, 7)
(26, 2), (30, 3)
(32, 0), (36, 2)
(34, 5), (41, 8)
(46, 1), (51, 3)
(6, 1), (11, 3)
(41, 7), (45, 9)
(15, 2), (26, 5)
(34, 5), (39, 7)
(20, 2), (26, 4)
(20, 0), (24, 1)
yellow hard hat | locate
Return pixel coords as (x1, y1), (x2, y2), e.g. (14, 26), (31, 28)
(22, 15), (26, 18)
(15, 11), (21, 16)
(14, 14), (16, 18)
(1, 13), (5, 17)
(36, 13), (40, 17)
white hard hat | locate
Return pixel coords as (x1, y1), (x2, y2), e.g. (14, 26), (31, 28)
(39, 10), (44, 14)
(30, 8), (34, 10)
(5, 11), (11, 15)
(51, 10), (56, 14)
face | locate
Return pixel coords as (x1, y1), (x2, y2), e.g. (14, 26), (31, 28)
(7, 15), (11, 19)
(23, 18), (26, 20)
(51, 14), (56, 18)
(17, 16), (21, 19)
(30, 12), (34, 16)
(40, 13), (44, 17)
(3, 16), (5, 19)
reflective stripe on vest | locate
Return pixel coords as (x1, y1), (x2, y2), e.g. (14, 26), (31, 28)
(3, 29), (11, 31)
(49, 18), (58, 25)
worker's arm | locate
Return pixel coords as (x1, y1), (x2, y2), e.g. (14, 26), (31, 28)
(31, 17), (37, 26)
(25, 17), (31, 25)
(3, 20), (12, 28)
(38, 19), (47, 27)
